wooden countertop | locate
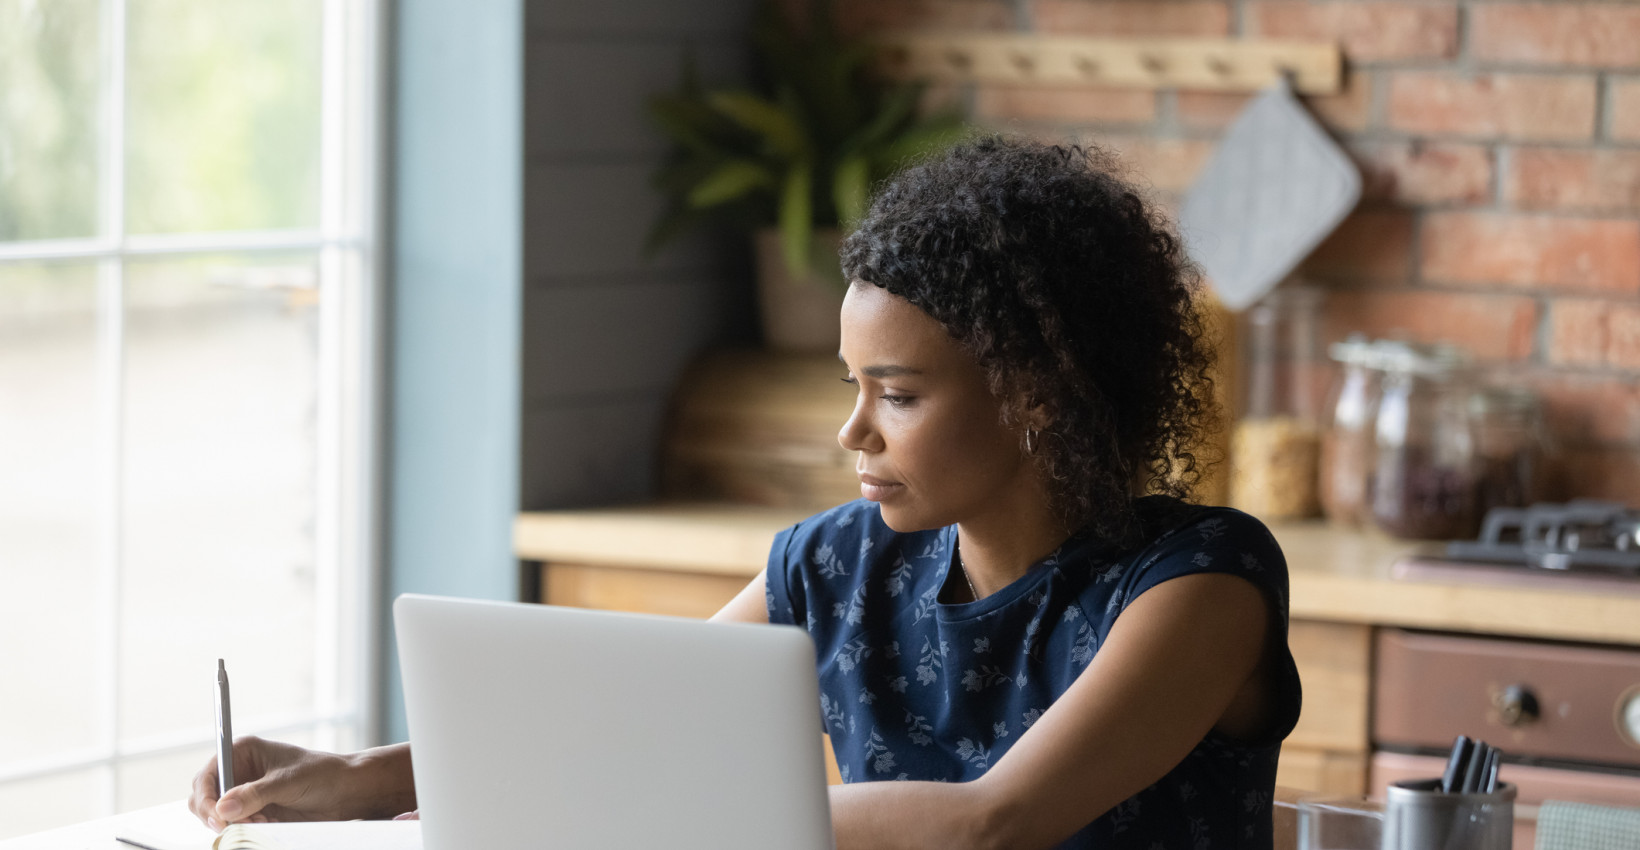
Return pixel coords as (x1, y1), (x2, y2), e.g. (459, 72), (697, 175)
(515, 504), (1640, 646)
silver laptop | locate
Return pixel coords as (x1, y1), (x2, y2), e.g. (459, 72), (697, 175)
(394, 594), (835, 850)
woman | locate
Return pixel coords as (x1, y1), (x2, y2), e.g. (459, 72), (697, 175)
(192, 136), (1301, 849)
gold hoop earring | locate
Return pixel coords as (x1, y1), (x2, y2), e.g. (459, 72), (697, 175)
(1025, 428), (1039, 454)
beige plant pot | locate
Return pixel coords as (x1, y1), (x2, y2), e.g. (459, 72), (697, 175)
(753, 227), (846, 354)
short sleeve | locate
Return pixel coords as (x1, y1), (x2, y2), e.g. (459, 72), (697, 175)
(762, 500), (879, 631)
(1117, 508), (1289, 622)
(1102, 507), (1302, 746)
(765, 522), (804, 627)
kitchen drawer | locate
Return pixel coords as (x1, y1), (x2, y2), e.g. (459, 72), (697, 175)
(540, 562), (749, 619)
(1374, 629), (1640, 769)
(1288, 619), (1373, 753)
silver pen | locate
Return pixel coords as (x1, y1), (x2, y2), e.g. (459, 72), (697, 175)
(215, 659), (235, 797)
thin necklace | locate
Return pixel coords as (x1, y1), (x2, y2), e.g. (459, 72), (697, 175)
(957, 554), (979, 601)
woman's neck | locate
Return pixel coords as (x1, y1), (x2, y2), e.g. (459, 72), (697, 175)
(954, 495), (1068, 599)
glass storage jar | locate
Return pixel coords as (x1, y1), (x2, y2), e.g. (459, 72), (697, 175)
(1470, 384), (1549, 517)
(1230, 286), (1326, 520)
(1369, 343), (1480, 540)
(1319, 335), (1380, 528)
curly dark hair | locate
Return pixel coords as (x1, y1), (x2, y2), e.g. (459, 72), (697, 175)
(840, 135), (1220, 546)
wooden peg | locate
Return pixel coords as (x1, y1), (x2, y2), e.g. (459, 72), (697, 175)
(1273, 61), (1299, 87)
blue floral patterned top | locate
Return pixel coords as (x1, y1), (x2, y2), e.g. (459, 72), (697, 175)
(765, 496), (1302, 849)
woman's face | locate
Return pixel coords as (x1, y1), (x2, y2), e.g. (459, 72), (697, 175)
(837, 283), (1041, 533)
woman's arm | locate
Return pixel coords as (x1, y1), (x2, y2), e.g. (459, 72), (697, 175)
(710, 571), (772, 624)
(826, 571), (1272, 850)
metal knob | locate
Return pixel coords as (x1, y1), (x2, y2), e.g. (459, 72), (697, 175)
(1495, 684), (1540, 727)
(1621, 690), (1640, 747)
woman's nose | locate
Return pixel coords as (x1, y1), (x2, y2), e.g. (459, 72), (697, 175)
(838, 396), (881, 453)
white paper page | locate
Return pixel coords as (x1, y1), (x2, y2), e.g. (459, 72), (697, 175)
(103, 807), (419, 850)
(208, 821), (421, 850)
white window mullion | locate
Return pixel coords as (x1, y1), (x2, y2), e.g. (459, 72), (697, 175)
(312, 0), (347, 754)
(0, 232), (363, 264)
(92, 258), (123, 818)
(0, 237), (118, 262)
(94, 0), (129, 818)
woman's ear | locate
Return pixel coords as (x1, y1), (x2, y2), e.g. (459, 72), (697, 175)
(1023, 396), (1054, 433)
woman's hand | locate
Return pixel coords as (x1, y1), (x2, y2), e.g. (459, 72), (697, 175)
(187, 737), (415, 831)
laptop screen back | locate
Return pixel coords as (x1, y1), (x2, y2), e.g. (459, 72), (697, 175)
(394, 594), (834, 850)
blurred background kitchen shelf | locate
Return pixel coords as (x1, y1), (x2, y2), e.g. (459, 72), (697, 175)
(516, 0), (1640, 830)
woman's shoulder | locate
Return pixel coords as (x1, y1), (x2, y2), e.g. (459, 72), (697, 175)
(1114, 497), (1290, 598)
(766, 500), (948, 626)
(1131, 496), (1282, 556)
(775, 499), (940, 568)
(781, 499), (891, 546)
(1059, 497), (1287, 597)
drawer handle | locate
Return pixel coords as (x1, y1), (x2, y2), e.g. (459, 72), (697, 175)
(1495, 684), (1540, 727)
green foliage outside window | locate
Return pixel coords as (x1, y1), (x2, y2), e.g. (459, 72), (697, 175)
(0, 0), (322, 243)
(0, 0), (100, 241)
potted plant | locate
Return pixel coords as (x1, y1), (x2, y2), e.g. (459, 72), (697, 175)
(646, 1), (966, 352)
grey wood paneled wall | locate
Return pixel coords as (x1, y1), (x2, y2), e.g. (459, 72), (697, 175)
(521, 0), (759, 511)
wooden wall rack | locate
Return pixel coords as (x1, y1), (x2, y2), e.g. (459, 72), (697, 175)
(873, 34), (1342, 95)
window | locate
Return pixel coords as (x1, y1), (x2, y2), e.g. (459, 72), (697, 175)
(0, 0), (381, 837)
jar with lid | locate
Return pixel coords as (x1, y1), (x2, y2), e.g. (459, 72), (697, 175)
(1369, 342), (1480, 540)
(1319, 335), (1380, 527)
(1230, 286), (1326, 520)
(1470, 384), (1549, 517)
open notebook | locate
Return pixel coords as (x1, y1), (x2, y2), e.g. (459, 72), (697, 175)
(116, 819), (420, 850)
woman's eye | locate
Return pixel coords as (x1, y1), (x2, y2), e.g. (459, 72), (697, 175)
(840, 376), (858, 386)
(881, 394), (915, 408)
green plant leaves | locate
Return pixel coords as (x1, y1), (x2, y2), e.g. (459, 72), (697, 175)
(646, 95), (726, 156)
(880, 119), (970, 171)
(780, 161), (814, 275)
(687, 159), (777, 208)
(642, 1), (968, 277)
(706, 91), (808, 160)
(832, 154), (870, 229)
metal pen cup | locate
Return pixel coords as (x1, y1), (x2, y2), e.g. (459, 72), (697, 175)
(1382, 779), (1515, 850)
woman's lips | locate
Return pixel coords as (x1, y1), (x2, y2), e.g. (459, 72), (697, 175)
(858, 472), (903, 501)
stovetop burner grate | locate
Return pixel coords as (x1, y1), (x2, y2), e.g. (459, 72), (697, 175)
(1445, 500), (1640, 574)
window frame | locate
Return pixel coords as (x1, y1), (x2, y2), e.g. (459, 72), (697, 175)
(0, 0), (384, 817)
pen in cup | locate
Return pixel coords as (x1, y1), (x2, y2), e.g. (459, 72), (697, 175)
(1438, 735), (1504, 794)
(216, 659), (235, 797)
(1440, 735), (1473, 793)
(1460, 740), (1488, 794)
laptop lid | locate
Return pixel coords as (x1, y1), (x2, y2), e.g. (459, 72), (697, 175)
(394, 594), (834, 850)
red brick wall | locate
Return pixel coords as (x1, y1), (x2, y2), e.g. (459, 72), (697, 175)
(844, 0), (1640, 506)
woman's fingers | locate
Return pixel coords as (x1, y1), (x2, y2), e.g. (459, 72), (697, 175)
(213, 737), (298, 824)
(216, 777), (272, 822)
(187, 757), (221, 826)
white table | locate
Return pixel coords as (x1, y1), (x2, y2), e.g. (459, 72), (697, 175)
(0, 802), (215, 850)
